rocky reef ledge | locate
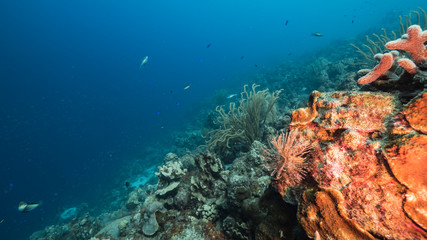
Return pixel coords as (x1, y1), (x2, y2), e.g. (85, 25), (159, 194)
(283, 90), (426, 240)
(30, 89), (426, 240)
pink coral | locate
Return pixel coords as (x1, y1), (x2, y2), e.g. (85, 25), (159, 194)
(397, 58), (418, 74)
(357, 53), (395, 85)
(385, 24), (427, 63)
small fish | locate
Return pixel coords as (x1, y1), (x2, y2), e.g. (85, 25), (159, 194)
(226, 94), (238, 99)
(352, 20), (354, 24)
(183, 84), (191, 90)
(285, 20), (289, 26)
(18, 201), (41, 213)
(311, 32), (324, 37)
(240, 56), (244, 60)
(125, 182), (130, 188)
(0, 219), (4, 224)
(176, 101), (179, 106)
(254, 64), (258, 68)
(206, 43), (211, 48)
(139, 56), (149, 69)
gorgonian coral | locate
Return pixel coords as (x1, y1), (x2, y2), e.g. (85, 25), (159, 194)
(204, 84), (282, 153)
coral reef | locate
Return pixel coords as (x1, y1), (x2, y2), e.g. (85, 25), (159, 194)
(271, 90), (427, 239)
(350, 7), (427, 65)
(30, 214), (102, 240)
(299, 188), (376, 240)
(30, 15), (426, 240)
(356, 25), (427, 104)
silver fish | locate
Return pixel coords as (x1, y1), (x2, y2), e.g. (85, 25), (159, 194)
(226, 94), (238, 99)
(139, 56), (149, 69)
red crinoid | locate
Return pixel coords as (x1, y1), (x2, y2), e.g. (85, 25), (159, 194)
(262, 129), (312, 188)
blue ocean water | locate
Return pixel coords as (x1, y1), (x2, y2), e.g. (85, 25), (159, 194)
(0, 0), (423, 238)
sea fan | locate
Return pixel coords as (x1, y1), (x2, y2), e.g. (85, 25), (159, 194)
(262, 129), (311, 188)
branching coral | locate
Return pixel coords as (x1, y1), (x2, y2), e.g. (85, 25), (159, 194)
(357, 53), (396, 84)
(385, 24), (427, 63)
(357, 24), (427, 85)
(351, 7), (426, 65)
(397, 58), (419, 74)
(204, 84), (282, 152)
(262, 129), (311, 192)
